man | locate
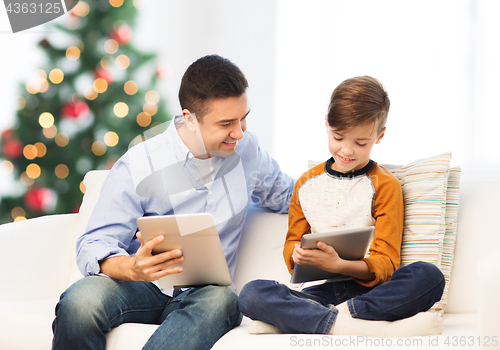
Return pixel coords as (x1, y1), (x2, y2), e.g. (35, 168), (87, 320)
(52, 55), (295, 350)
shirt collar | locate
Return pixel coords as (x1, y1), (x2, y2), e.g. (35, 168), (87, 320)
(164, 115), (194, 166)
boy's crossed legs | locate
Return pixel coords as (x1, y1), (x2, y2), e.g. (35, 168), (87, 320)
(239, 261), (445, 336)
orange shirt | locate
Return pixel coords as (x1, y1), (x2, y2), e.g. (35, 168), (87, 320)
(283, 159), (404, 287)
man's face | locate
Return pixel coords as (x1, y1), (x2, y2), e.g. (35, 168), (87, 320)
(194, 94), (250, 158)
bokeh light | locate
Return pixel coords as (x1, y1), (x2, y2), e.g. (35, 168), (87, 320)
(0, 160), (14, 175)
(23, 145), (38, 160)
(104, 39), (119, 54)
(93, 78), (108, 93)
(114, 102), (129, 118)
(109, 0), (124, 7)
(104, 132), (119, 147)
(49, 69), (64, 84)
(115, 55), (130, 69)
(80, 181), (86, 193)
(11, 207), (26, 220)
(34, 142), (47, 157)
(124, 80), (138, 95)
(55, 164), (70, 179)
(136, 112), (151, 127)
(84, 86), (98, 100)
(72, 1), (90, 16)
(92, 141), (107, 156)
(26, 163), (41, 179)
(55, 133), (69, 147)
(20, 172), (34, 186)
(66, 46), (81, 61)
(43, 125), (58, 139)
(39, 112), (54, 128)
(145, 90), (160, 104)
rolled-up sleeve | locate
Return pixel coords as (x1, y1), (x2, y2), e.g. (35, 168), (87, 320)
(76, 157), (144, 276)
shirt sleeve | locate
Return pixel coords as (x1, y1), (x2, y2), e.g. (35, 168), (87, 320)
(355, 166), (404, 287)
(76, 156), (144, 277)
(282, 165), (322, 275)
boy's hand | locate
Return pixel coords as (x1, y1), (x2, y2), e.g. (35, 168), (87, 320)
(292, 241), (343, 273)
(292, 241), (376, 281)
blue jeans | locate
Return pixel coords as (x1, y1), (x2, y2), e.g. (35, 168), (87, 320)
(239, 261), (445, 334)
(52, 276), (242, 350)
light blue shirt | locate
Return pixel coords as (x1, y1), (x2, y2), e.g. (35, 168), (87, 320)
(76, 116), (295, 294)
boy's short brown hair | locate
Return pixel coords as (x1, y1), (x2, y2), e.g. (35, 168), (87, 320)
(327, 76), (390, 135)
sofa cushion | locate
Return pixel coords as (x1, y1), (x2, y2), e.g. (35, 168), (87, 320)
(446, 180), (500, 314)
(0, 298), (58, 350)
(233, 205), (290, 292)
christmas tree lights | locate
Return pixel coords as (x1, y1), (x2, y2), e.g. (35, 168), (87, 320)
(0, 0), (170, 223)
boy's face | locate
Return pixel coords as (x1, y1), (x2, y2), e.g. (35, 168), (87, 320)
(326, 118), (385, 173)
(184, 94), (250, 159)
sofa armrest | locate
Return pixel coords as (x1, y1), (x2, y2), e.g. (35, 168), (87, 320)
(0, 214), (79, 301)
(477, 248), (500, 348)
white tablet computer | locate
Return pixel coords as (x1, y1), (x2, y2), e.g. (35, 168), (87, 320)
(137, 213), (232, 289)
(290, 226), (374, 284)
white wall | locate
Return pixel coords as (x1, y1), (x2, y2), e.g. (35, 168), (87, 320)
(273, 0), (500, 181)
(135, 0), (278, 154)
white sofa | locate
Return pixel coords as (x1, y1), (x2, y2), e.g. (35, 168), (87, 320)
(0, 170), (499, 350)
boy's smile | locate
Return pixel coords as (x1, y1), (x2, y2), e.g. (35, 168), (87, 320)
(326, 120), (385, 173)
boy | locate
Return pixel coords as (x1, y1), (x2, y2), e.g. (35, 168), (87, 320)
(239, 76), (445, 337)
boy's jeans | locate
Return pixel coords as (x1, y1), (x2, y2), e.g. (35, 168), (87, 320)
(52, 276), (242, 350)
(239, 261), (445, 334)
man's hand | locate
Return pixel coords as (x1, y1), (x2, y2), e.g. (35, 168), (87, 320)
(99, 231), (184, 282)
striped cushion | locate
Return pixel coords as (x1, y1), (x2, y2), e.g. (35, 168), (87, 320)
(385, 152), (452, 268)
(383, 152), (461, 315)
(436, 167), (461, 314)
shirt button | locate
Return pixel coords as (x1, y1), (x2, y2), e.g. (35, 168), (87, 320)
(209, 190), (212, 195)
(195, 177), (199, 181)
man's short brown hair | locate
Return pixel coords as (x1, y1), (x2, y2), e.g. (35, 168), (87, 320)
(327, 76), (390, 135)
(178, 55), (249, 119)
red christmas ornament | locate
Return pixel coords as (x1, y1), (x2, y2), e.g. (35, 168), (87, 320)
(109, 25), (132, 45)
(61, 101), (90, 119)
(24, 186), (54, 213)
(94, 68), (113, 84)
(1, 130), (23, 159)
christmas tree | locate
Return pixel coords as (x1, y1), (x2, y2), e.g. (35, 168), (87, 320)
(0, 0), (170, 223)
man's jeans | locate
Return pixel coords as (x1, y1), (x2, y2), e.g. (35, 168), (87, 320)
(239, 261), (445, 334)
(52, 276), (242, 350)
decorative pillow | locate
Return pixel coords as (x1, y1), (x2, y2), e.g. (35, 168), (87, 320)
(383, 152), (461, 316)
(385, 152), (452, 269)
(435, 167), (461, 314)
